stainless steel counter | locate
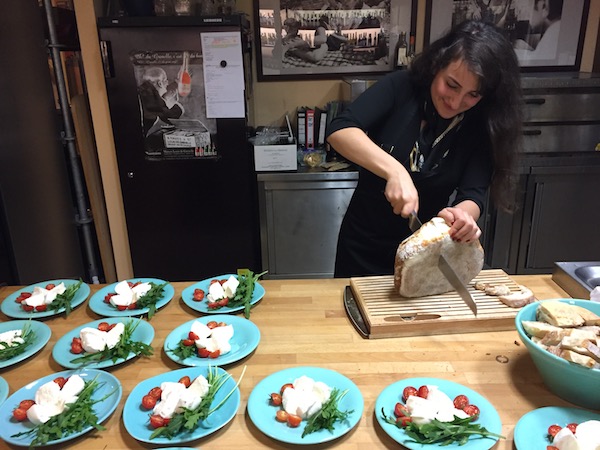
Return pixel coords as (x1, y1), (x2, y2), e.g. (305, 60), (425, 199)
(257, 166), (358, 279)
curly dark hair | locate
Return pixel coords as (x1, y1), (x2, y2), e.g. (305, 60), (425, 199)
(409, 20), (523, 213)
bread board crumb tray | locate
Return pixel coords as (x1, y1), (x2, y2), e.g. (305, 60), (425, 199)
(344, 269), (525, 339)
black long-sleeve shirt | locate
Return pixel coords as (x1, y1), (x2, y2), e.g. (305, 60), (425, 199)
(326, 70), (493, 277)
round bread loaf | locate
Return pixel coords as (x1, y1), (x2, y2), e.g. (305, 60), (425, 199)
(394, 217), (484, 297)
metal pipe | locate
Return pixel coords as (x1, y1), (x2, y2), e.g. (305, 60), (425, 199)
(42, 0), (100, 284)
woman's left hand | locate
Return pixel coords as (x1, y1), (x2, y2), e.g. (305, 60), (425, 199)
(437, 207), (482, 243)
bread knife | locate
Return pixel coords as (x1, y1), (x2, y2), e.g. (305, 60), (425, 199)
(408, 211), (478, 316)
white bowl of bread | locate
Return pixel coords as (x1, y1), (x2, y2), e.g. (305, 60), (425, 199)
(515, 299), (600, 410)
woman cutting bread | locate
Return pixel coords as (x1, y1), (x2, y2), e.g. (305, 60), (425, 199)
(326, 20), (523, 278)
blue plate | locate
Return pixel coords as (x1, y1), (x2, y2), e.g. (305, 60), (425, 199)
(164, 315), (260, 367)
(514, 406), (600, 449)
(123, 366), (240, 444)
(181, 274), (265, 315)
(375, 377), (502, 449)
(1, 279), (90, 319)
(88, 278), (174, 318)
(0, 368), (122, 447)
(0, 376), (8, 406)
(247, 366), (364, 445)
(52, 317), (155, 369)
(0, 320), (52, 369)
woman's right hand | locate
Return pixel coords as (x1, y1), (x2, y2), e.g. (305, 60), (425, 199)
(384, 169), (419, 217)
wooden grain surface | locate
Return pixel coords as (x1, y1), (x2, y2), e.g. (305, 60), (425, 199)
(350, 269), (525, 338)
(0, 276), (575, 449)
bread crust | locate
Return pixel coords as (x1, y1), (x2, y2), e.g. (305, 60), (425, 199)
(394, 217), (483, 298)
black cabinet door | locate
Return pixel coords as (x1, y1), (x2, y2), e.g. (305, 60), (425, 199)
(517, 165), (600, 273)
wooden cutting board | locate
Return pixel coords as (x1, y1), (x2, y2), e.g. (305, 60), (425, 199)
(346, 269), (528, 338)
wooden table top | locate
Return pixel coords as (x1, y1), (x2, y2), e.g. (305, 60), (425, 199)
(0, 275), (575, 449)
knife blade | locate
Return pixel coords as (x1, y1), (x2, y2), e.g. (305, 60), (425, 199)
(408, 210), (422, 233)
(408, 211), (477, 316)
(438, 254), (478, 316)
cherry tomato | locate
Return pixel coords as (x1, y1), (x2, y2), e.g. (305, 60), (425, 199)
(148, 387), (162, 399)
(209, 350), (221, 358)
(207, 321), (218, 329)
(547, 447), (559, 450)
(141, 395), (157, 410)
(179, 376), (191, 387)
(280, 383), (294, 395)
(19, 400), (35, 411)
(270, 393), (282, 406)
(453, 394), (469, 409)
(198, 348), (211, 358)
(547, 424), (562, 439)
(402, 386), (418, 402)
(394, 402), (409, 418)
(463, 404), (480, 419)
(98, 322), (110, 332)
(182, 339), (194, 347)
(15, 295), (25, 303)
(71, 340), (84, 354)
(104, 292), (115, 303)
(275, 410), (289, 422)
(287, 414), (302, 427)
(188, 331), (199, 340)
(21, 292), (32, 299)
(417, 385), (429, 399)
(566, 423), (578, 433)
(53, 377), (67, 389)
(396, 416), (412, 427)
(22, 304), (34, 312)
(45, 283), (56, 290)
(219, 279), (227, 285)
(207, 302), (219, 309)
(12, 408), (27, 422)
(149, 414), (165, 429)
(210, 279), (220, 285)
(117, 305), (128, 311)
(193, 290), (205, 301)
(35, 305), (47, 312)
(217, 297), (229, 307)
(127, 302), (137, 310)
(107, 323), (116, 331)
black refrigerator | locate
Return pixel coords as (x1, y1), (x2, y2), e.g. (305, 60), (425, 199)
(98, 15), (260, 281)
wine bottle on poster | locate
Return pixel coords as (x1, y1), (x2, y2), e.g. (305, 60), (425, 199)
(178, 51), (192, 97)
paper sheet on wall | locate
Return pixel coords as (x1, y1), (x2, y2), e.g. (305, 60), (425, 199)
(200, 31), (245, 118)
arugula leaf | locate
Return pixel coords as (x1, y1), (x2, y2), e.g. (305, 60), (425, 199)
(149, 365), (246, 440)
(166, 339), (197, 360)
(0, 322), (35, 361)
(302, 388), (354, 437)
(381, 408), (505, 445)
(69, 319), (153, 365)
(227, 269), (267, 319)
(10, 375), (119, 448)
(47, 279), (84, 316)
(131, 282), (168, 319)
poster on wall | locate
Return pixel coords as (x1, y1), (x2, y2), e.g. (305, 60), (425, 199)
(425, 0), (589, 71)
(255, 0), (417, 80)
(131, 50), (218, 161)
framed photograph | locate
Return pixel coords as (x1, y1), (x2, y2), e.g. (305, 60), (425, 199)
(254, 0), (417, 81)
(424, 0), (590, 71)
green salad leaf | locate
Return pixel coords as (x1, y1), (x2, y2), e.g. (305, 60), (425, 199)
(69, 319), (153, 365)
(302, 388), (354, 437)
(11, 375), (118, 449)
(381, 408), (505, 445)
(150, 366), (246, 440)
(229, 269), (267, 319)
(0, 322), (35, 361)
(47, 280), (84, 316)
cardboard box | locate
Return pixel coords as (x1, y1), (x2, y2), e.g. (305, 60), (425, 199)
(253, 143), (297, 171)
